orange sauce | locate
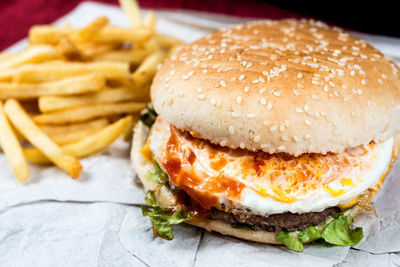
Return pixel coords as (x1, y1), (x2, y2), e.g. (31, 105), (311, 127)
(162, 126), (245, 209)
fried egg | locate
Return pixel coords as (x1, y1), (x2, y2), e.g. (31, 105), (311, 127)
(148, 118), (393, 215)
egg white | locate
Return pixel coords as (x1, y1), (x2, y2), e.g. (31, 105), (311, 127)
(149, 119), (393, 215)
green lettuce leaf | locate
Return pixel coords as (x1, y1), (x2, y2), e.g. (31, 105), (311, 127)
(297, 226), (322, 243)
(321, 215), (363, 246)
(139, 106), (157, 128)
(145, 163), (168, 184)
(276, 214), (363, 252)
(276, 232), (304, 252)
(142, 190), (191, 240)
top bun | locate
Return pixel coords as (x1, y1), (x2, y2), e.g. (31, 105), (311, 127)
(151, 19), (400, 155)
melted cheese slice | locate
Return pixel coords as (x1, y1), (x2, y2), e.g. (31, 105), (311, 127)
(149, 118), (393, 215)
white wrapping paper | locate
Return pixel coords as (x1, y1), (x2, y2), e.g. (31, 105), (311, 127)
(1, 2), (400, 266)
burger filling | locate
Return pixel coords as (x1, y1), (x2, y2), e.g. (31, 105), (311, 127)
(139, 109), (394, 251)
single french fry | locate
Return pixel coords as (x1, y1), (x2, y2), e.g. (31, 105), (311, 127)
(50, 127), (104, 145)
(0, 102), (30, 182)
(4, 99), (82, 178)
(39, 87), (149, 112)
(76, 42), (119, 58)
(13, 61), (129, 83)
(154, 33), (184, 48)
(119, 0), (142, 27)
(39, 118), (109, 136)
(24, 116), (132, 164)
(145, 11), (156, 34)
(0, 45), (60, 70)
(121, 113), (139, 141)
(69, 16), (109, 42)
(0, 69), (17, 82)
(29, 25), (151, 45)
(57, 36), (82, 60)
(92, 49), (147, 64)
(0, 74), (105, 100)
(33, 101), (146, 124)
(131, 50), (166, 87)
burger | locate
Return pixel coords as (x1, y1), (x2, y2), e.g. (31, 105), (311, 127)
(131, 19), (400, 251)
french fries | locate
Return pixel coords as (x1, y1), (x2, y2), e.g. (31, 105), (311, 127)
(4, 99), (82, 178)
(14, 61), (130, 83)
(0, 0), (180, 181)
(119, 0), (143, 27)
(34, 102), (146, 124)
(69, 17), (109, 42)
(39, 118), (109, 136)
(131, 50), (166, 87)
(24, 116), (132, 164)
(0, 45), (60, 70)
(0, 102), (30, 182)
(39, 87), (149, 112)
(0, 74), (105, 100)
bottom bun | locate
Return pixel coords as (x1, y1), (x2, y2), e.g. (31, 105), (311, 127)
(131, 121), (397, 244)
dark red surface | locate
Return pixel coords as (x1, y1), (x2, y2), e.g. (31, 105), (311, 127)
(0, 0), (303, 51)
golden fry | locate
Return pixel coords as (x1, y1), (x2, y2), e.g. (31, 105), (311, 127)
(4, 99), (82, 178)
(57, 36), (82, 60)
(92, 49), (147, 64)
(39, 87), (149, 112)
(0, 45), (60, 70)
(0, 102), (30, 182)
(13, 61), (129, 83)
(154, 33), (184, 48)
(33, 101), (146, 124)
(70, 16), (109, 42)
(131, 50), (166, 87)
(39, 118), (109, 136)
(119, 0), (142, 27)
(50, 127), (104, 145)
(0, 74), (105, 100)
(24, 116), (132, 164)
(29, 25), (151, 45)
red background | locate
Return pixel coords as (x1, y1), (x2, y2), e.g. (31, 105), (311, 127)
(0, 0), (303, 51)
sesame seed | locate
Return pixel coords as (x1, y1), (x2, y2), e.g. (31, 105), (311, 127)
(305, 134), (312, 139)
(305, 119), (311, 126)
(273, 91), (281, 97)
(266, 103), (273, 110)
(260, 98), (266, 105)
(252, 79), (259, 84)
(361, 79), (366, 85)
(324, 85), (329, 92)
(240, 143), (246, 149)
(228, 126), (235, 134)
(312, 94), (320, 100)
(220, 80), (226, 87)
(244, 86), (250, 92)
(196, 87), (203, 93)
(203, 69), (208, 74)
(232, 112), (239, 118)
(277, 145), (286, 151)
(198, 94), (205, 100)
(178, 92), (184, 97)
(297, 72), (303, 78)
(304, 105), (310, 112)
(357, 89), (362, 95)
(239, 74), (245, 80)
(293, 136), (300, 142)
(296, 108), (303, 113)
(236, 96), (242, 104)
(253, 136), (261, 142)
(220, 140), (227, 146)
(281, 135), (288, 141)
(293, 89), (300, 95)
(210, 98), (217, 105)
(270, 125), (277, 132)
(247, 113), (256, 118)
(169, 70), (175, 76)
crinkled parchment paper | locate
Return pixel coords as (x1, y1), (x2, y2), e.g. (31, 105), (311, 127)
(1, 2), (400, 266)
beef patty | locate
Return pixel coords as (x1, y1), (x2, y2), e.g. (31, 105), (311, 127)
(171, 185), (340, 232)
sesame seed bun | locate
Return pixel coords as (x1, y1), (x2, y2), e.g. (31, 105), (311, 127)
(151, 19), (400, 155)
(131, 120), (386, 244)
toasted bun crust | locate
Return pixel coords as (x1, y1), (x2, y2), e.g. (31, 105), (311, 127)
(151, 19), (400, 156)
(131, 121), (395, 244)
